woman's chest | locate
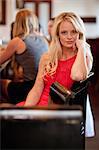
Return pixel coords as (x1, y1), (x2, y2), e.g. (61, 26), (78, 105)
(44, 61), (74, 89)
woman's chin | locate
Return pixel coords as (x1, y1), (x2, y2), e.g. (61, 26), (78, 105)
(65, 45), (74, 50)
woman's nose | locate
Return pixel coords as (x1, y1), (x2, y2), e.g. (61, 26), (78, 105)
(67, 32), (72, 38)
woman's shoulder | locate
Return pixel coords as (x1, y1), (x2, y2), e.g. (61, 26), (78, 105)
(9, 37), (24, 46)
(8, 37), (26, 53)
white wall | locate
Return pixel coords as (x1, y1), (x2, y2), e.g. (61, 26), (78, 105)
(0, 0), (16, 42)
(52, 0), (99, 39)
(0, 0), (99, 42)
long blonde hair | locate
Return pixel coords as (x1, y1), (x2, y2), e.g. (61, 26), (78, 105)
(44, 12), (86, 76)
(13, 9), (39, 38)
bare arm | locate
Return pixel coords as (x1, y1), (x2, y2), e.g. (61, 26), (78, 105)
(24, 53), (48, 106)
(0, 37), (25, 65)
(71, 40), (93, 81)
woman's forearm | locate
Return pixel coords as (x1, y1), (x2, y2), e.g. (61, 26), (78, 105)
(24, 79), (44, 106)
(71, 45), (88, 81)
(24, 88), (40, 106)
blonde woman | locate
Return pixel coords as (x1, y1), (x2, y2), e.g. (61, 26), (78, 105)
(0, 9), (48, 103)
(24, 12), (93, 106)
(18, 12), (94, 137)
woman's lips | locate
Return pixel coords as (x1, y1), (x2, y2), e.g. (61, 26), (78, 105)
(66, 41), (73, 45)
(66, 41), (73, 43)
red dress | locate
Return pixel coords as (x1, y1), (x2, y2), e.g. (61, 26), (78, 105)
(17, 55), (76, 106)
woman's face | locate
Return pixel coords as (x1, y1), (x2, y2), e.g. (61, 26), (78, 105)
(59, 20), (79, 50)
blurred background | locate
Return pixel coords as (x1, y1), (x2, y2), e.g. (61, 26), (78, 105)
(0, 0), (99, 150)
(0, 0), (99, 42)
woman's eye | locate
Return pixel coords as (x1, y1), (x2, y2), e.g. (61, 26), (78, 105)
(59, 30), (78, 37)
(60, 31), (68, 35)
(72, 30), (77, 34)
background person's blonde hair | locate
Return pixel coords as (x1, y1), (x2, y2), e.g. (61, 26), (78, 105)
(44, 12), (87, 76)
(13, 9), (39, 38)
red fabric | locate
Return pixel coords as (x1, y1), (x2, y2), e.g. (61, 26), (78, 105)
(16, 101), (25, 106)
(17, 55), (76, 107)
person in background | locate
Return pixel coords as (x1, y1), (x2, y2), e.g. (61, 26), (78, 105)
(17, 12), (95, 137)
(0, 8), (48, 104)
(47, 17), (55, 43)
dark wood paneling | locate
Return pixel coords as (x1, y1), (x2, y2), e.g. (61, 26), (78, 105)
(0, 0), (6, 24)
(81, 17), (96, 23)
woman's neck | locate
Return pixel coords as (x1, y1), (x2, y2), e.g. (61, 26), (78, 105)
(61, 47), (77, 60)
